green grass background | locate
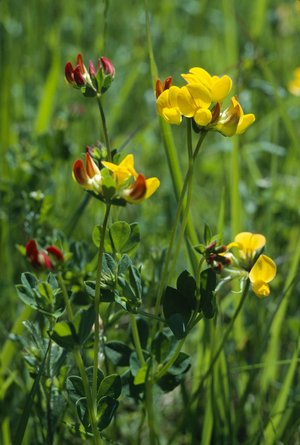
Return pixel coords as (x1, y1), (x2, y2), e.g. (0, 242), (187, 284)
(1, 0), (300, 443)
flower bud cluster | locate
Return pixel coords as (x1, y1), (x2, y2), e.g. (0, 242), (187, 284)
(65, 54), (115, 97)
(196, 240), (231, 273)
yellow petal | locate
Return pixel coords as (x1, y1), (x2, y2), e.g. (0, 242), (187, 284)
(162, 108), (182, 125)
(211, 75), (232, 102)
(186, 83), (211, 107)
(145, 177), (160, 199)
(156, 89), (170, 113)
(234, 232), (266, 253)
(168, 86), (181, 107)
(194, 108), (212, 126)
(236, 113), (256, 134)
(188, 67), (211, 86)
(249, 254), (277, 284)
(251, 280), (270, 298)
(118, 154), (137, 176)
(177, 87), (196, 117)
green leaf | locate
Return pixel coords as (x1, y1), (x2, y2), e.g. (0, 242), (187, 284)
(200, 268), (217, 319)
(21, 272), (39, 289)
(37, 282), (53, 305)
(203, 223), (212, 245)
(121, 223), (140, 255)
(84, 281), (115, 303)
(92, 225), (112, 252)
(157, 353), (191, 393)
(97, 396), (119, 431)
(78, 306), (95, 345)
(166, 314), (187, 340)
(86, 366), (104, 390)
(134, 366), (147, 385)
(13, 341), (50, 445)
(49, 321), (78, 350)
(98, 374), (122, 400)
(117, 265), (142, 312)
(104, 341), (132, 366)
(118, 254), (132, 275)
(129, 352), (142, 377)
(167, 352), (191, 376)
(151, 330), (178, 364)
(176, 270), (196, 297)
(109, 221), (131, 253)
(16, 284), (36, 308)
(163, 283), (195, 339)
(67, 376), (85, 402)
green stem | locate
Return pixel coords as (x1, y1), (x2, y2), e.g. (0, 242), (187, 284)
(155, 339), (185, 381)
(92, 204), (111, 403)
(166, 128), (207, 292)
(191, 278), (250, 402)
(129, 314), (146, 367)
(57, 273), (101, 445)
(97, 97), (112, 161)
(130, 314), (158, 445)
(167, 280), (250, 445)
(74, 350), (102, 445)
(154, 128), (207, 315)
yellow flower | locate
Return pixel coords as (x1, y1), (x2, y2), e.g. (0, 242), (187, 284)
(102, 154), (160, 204)
(213, 96), (255, 136)
(156, 86), (182, 125)
(288, 68), (300, 96)
(102, 154), (137, 186)
(228, 232), (276, 298)
(177, 67), (232, 126)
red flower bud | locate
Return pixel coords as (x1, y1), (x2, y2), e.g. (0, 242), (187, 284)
(156, 76), (172, 98)
(100, 57), (115, 78)
(25, 240), (64, 270)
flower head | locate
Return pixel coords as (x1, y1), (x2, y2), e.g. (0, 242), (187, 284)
(73, 152), (160, 205)
(65, 54), (115, 97)
(228, 232), (276, 297)
(102, 155), (160, 203)
(212, 97), (255, 136)
(176, 67), (232, 126)
(26, 240), (64, 270)
(155, 66), (255, 137)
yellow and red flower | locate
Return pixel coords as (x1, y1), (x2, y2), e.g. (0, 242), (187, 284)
(102, 154), (160, 203)
(73, 152), (160, 205)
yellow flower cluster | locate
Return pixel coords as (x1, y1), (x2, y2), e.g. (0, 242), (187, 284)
(156, 67), (255, 136)
(73, 153), (160, 204)
(227, 232), (276, 298)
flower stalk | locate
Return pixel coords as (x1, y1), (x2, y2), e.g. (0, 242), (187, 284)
(92, 203), (111, 404)
(57, 272), (102, 445)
